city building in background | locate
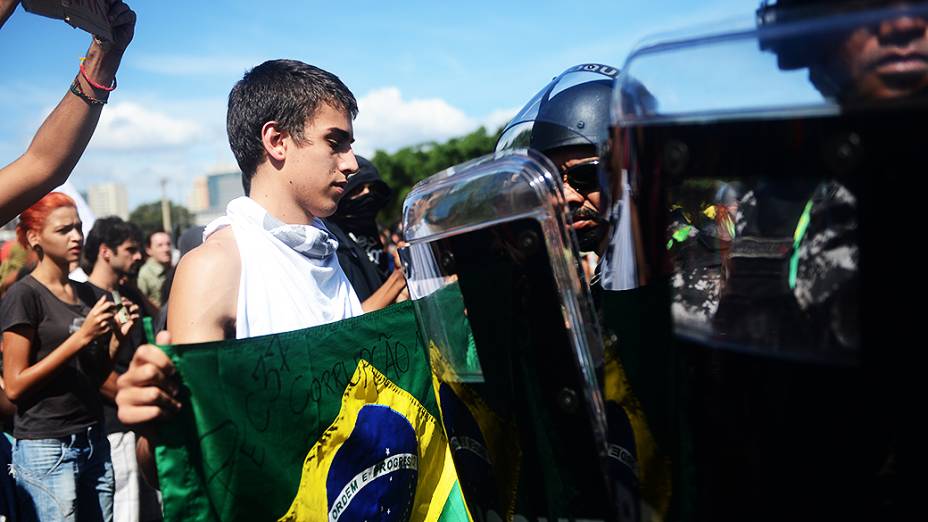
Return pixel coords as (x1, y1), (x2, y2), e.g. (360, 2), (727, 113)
(88, 182), (129, 220)
(188, 176), (209, 213)
(192, 170), (242, 225)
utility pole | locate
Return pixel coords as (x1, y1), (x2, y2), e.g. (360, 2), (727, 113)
(160, 177), (172, 237)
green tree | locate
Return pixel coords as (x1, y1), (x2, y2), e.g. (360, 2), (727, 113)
(372, 125), (504, 225)
(129, 201), (193, 239)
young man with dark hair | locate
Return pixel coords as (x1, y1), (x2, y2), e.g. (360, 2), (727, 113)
(83, 217), (143, 277)
(84, 216), (161, 521)
(116, 60), (390, 469)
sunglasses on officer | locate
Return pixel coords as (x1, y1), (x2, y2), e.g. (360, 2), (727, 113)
(562, 159), (601, 193)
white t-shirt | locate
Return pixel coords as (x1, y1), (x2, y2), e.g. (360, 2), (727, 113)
(203, 197), (363, 339)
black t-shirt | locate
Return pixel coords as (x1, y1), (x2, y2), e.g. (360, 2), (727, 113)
(0, 276), (108, 439)
(86, 282), (148, 434)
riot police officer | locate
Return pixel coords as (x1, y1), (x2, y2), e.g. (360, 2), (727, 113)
(497, 64), (618, 255)
(600, 0), (926, 519)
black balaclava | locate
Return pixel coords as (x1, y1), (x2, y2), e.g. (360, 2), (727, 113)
(328, 156), (393, 275)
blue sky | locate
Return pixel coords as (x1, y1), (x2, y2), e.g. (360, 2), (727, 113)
(0, 0), (752, 209)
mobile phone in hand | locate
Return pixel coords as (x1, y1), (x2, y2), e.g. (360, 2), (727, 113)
(111, 289), (129, 325)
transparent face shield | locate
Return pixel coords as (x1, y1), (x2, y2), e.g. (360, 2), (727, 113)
(401, 150), (620, 521)
(596, 3), (927, 519)
(603, 1), (928, 362)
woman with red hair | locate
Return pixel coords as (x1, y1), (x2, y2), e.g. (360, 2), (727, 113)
(1, 192), (138, 521)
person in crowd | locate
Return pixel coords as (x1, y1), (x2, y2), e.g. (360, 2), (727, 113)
(0, 240), (11, 263)
(325, 156), (407, 305)
(384, 224), (404, 272)
(136, 231), (173, 309)
(0, 0), (136, 226)
(115, 59), (386, 475)
(0, 192), (138, 521)
(84, 217), (161, 522)
(0, 241), (37, 298)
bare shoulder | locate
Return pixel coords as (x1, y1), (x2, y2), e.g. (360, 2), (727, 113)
(181, 227), (239, 274)
(168, 227), (240, 343)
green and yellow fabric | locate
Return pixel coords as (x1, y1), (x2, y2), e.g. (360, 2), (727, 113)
(153, 300), (469, 521)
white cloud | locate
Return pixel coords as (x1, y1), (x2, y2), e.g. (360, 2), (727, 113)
(62, 90), (513, 209)
(89, 102), (203, 151)
(353, 87), (514, 157)
(353, 87), (476, 157)
(481, 106), (519, 133)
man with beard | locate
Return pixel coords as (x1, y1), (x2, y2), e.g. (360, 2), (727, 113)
(325, 156), (408, 306)
(496, 64), (615, 260)
(84, 216), (161, 521)
(496, 64), (659, 516)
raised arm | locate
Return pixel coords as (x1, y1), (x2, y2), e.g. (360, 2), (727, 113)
(0, 0), (136, 225)
(0, 0), (19, 29)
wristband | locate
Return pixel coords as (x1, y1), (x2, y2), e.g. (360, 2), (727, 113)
(79, 57), (117, 92)
(69, 79), (107, 106)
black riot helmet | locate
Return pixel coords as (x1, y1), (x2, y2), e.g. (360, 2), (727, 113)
(496, 64), (619, 154)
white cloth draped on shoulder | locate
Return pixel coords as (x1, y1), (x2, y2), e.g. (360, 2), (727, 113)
(203, 196), (363, 339)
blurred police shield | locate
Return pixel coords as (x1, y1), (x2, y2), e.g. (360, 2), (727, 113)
(402, 149), (621, 521)
(599, 3), (928, 520)
(21, 0), (112, 41)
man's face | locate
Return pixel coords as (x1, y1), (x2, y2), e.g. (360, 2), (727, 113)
(829, 10), (928, 100)
(108, 239), (143, 277)
(147, 231), (172, 265)
(546, 145), (606, 253)
(286, 103), (359, 218)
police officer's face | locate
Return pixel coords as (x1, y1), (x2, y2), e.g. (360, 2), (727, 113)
(546, 145), (606, 253)
(831, 9), (928, 100)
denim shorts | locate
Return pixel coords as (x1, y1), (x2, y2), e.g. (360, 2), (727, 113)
(9, 424), (114, 522)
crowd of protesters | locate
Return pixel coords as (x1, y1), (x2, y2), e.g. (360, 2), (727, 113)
(3, 0), (586, 519)
(0, 200), (407, 522)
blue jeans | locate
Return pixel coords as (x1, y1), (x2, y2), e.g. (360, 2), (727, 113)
(10, 425), (114, 522)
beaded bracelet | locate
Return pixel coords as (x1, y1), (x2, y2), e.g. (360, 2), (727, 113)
(79, 57), (117, 92)
(69, 79), (107, 106)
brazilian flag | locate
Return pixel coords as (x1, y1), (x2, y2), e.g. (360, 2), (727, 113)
(153, 300), (470, 521)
